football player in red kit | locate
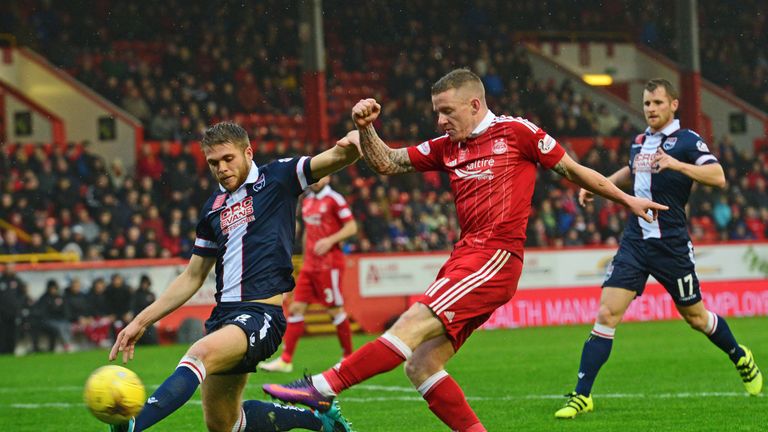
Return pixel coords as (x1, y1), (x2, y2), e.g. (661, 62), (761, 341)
(264, 69), (668, 431)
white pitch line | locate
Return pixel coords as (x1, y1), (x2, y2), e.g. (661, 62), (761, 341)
(5, 390), (761, 410)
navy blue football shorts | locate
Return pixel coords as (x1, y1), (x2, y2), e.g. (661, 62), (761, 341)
(603, 237), (701, 306)
(204, 301), (287, 374)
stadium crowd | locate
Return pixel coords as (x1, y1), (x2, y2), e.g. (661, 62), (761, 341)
(0, 263), (157, 355)
(1, 132), (766, 257)
(1, 1), (768, 357)
(5, 1), (766, 138)
(1, 0), (768, 259)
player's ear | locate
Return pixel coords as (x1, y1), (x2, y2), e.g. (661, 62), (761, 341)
(470, 98), (482, 114)
(245, 145), (254, 162)
(670, 98), (679, 113)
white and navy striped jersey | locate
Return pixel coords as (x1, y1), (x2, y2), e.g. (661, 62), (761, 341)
(626, 119), (718, 240)
(192, 157), (313, 302)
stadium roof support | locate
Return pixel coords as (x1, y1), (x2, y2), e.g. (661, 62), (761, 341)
(300, 0), (329, 143)
(676, 0), (704, 134)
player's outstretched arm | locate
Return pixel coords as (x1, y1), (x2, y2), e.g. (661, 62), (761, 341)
(578, 166), (631, 206)
(109, 255), (215, 363)
(352, 98), (415, 175)
(552, 153), (668, 223)
(310, 131), (363, 179)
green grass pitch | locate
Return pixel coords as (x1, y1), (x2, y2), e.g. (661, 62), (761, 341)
(1, 317), (766, 431)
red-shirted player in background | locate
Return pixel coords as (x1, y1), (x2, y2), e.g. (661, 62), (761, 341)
(264, 69), (668, 431)
(259, 175), (357, 373)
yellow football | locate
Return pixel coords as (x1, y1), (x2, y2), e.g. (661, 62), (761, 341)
(83, 365), (146, 424)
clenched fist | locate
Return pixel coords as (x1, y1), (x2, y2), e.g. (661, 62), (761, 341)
(352, 98), (382, 128)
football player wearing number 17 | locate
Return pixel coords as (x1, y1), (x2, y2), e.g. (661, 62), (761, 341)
(555, 79), (763, 419)
(263, 68), (668, 432)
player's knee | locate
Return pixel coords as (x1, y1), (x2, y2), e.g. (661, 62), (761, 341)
(403, 358), (428, 384)
(204, 415), (236, 432)
(328, 306), (344, 317)
(288, 302), (307, 316)
(203, 405), (240, 432)
(186, 343), (210, 361)
(595, 305), (621, 327)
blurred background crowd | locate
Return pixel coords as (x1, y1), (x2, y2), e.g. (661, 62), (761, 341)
(0, 0), (766, 353)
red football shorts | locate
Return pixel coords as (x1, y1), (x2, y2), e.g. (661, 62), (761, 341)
(293, 267), (345, 307)
(415, 247), (523, 351)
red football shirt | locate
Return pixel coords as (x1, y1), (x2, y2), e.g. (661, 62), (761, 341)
(301, 185), (354, 270)
(407, 111), (565, 253)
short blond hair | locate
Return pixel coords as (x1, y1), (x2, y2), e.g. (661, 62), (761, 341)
(200, 122), (250, 151)
(431, 68), (485, 99)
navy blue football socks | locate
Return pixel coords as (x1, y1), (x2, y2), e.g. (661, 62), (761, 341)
(574, 324), (615, 396)
(134, 356), (205, 431)
(134, 366), (200, 431)
(705, 312), (746, 363)
(242, 400), (323, 431)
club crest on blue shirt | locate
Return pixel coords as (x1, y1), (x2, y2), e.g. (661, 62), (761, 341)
(252, 173), (266, 192)
(212, 194), (227, 211)
(696, 140), (709, 152)
(662, 137), (677, 151)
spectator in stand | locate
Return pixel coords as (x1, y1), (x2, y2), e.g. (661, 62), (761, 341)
(149, 107), (180, 140)
(131, 275), (157, 345)
(27, 232), (48, 254)
(31, 279), (74, 353)
(744, 207), (765, 240)
(109, 158), (128, 190)
(75, 207), (100, 244)
(168, 159), (197, 199)
(362, 202), (388, 246)
(86, 277), (113, 347)
(105, 274), (133, 333)
(713, 195), (732, 235)
(0, 263), (24, 354)
(1, 229), (26, 255)
(237, 72), (260, 112)
(141, 205), (167, 243)
(136, 144), (164, 181)
(159, 222), (182, 256)
(122, 87), (151, 123)
(64, 277), (91, 339)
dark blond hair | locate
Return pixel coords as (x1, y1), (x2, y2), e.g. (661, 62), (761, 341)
(431, 68), (485, 99)
(645, 78), (678, 101)
(200, 122), (250, 151)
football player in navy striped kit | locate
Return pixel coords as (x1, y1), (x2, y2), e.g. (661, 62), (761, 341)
(555, 79), (762, 419)
(108, 122), (359, 431)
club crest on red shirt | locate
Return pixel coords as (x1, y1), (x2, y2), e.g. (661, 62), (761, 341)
(492, 138), (507, 154)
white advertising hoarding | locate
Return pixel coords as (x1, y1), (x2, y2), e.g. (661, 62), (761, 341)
(358, 244), (768, 297)
(17, 260), (217, 305)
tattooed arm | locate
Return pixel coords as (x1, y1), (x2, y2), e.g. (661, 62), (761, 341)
(358, 124), (414, 174)
(351, 98), (415, 175)
(551, 153), (667, 222)
(577, 166), (631, 206)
